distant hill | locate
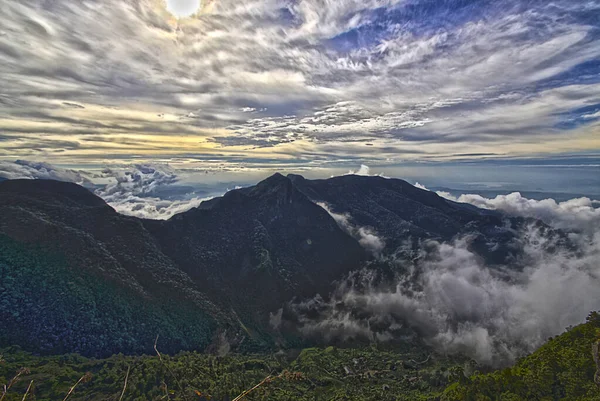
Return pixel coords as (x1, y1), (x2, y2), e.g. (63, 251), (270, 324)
(0, 174), (547, 356)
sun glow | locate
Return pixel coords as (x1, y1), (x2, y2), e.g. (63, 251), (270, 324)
(166, 0), (201, 18)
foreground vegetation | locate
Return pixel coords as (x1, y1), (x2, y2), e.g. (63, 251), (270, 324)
(0, 344), (457, 400)
(1, 313), (599, 400)
(442, 312), (600, 401)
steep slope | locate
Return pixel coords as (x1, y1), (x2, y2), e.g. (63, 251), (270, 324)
(0, 175), (366, 356)
(147, 173), (366, 323)
(288, 174), (526, 264)
(0, 179), (225, 356)
(0, 174), (555, 357)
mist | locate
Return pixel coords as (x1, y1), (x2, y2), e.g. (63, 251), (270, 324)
(288, 192), (600, 366)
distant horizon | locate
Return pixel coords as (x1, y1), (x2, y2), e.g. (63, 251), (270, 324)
(1, 159), (598, 221)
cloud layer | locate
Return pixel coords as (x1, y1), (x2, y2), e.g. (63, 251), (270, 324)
(95, 164), (215, 219)
(417, 184), (600, 234)
(0, 160), (218, 219)
(289, 185), (600, 366)
(0, 0), (599, 169)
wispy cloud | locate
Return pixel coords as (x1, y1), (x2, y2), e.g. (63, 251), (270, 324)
(0, 0), (598, 168)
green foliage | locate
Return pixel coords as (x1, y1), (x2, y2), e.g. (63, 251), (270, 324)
(1, 315), (598, 400)
(0, 235), (216, 357)
(0, 346), (457, 400)
(442, 312), (600, 401)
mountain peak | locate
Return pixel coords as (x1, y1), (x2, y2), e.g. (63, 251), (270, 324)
(0, 178), (107, 208)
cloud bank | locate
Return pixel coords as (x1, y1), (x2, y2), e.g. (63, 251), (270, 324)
(416, 182), (600, 234)
(95, 164), (215, 219)
(0, 160), (216, 219)
(0, 160), (93, 186)
(291, 227), (600, 366)
(289, 186), (600, 366)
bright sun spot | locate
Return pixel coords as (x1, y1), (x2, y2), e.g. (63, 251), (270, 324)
(166, 0), (201, 18)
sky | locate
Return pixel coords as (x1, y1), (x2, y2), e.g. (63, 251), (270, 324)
(0, 0), (599, 196)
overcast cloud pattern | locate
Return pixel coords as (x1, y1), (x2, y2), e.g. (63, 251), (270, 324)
(0, 0), (599, 170)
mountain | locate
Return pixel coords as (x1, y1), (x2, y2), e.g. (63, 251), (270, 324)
(0, 173), (542, 357)
(289, 174), (525, 264)
(0, 179), (225, 356)
(146, 173), (366, 321)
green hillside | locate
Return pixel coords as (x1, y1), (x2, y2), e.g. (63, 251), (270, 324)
(1, 313), (599, 400)
(442, 312), (600, 401)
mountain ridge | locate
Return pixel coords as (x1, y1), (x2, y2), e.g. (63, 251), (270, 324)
(0, 173), (536, 356)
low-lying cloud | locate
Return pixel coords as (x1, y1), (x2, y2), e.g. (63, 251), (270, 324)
(289, 187), (600, 366)
(317, 201), (385, 257)
(446, 192), (600, 234)
(0, 160), (93, 187)
(95, 164), (215, 219)
(0, 160), (216, 219)
(416, 182), (600, 234)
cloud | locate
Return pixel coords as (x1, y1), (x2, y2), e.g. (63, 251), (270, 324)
(95, 164), (215, 219)
(417, 183), (600, 234)
(347, 164), (370, 176)
(0, 160), (217, 219)
(289, 186), (600, 366)
(317, 201), (385, 257)
(0, 0), (599, 167)
(0, 160), (93, 186)
(289, 224), (600, 366)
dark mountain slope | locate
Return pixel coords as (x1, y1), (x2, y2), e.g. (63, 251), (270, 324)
(148, 173), (366, 322)
(288, 174), (522, 263)
(0, 175), (366, 356)
(0, 180), (225, 356)
(0, 173), (545, 357)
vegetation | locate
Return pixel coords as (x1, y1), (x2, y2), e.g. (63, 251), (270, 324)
(442, 312), (600, 401)
(0, 235), (216, 357)
(0, 345), (459, 401)
(1, 314), (599, 400)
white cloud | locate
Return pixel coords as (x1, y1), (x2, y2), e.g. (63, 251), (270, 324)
(291, 225), (600, 366)
(347, 164), (370, 176)
(95, 164), (216, 219)
(0, 160), (217, 219)
(0, 0), (598, 165)
(417, 183), (600, 234)
(0, 160), (93, 186)
(317, 201), (385, 257)
(291, 184), (600, 366)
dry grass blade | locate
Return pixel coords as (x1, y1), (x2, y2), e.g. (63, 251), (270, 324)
(118, 366), (131, 401)
(154, 335), (162, 361)
(232, 374), (276, 401)
(160, 381), (169, 400)
(63, 372), (92, 401)
(21, 380), (33, 401)
(154, 336), (188, 401)
(1, 368), (30, 401)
